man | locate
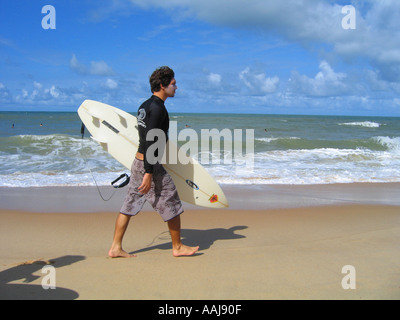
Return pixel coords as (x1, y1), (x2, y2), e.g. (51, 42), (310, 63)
(108, 66), (199, 258)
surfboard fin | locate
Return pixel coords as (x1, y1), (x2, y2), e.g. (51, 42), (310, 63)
(90, 135), (108, 144)
(113, 109), (128, 128)
(84, 109), (102, 120)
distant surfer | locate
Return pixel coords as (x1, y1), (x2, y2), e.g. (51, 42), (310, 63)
(108, 66), (199, 258)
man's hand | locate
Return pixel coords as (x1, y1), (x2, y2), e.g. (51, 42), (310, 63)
(138, 173), (152, 194)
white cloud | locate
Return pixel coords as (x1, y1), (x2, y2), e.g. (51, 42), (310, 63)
(21, 89), (28, 99)
(208, 73), (221, 86)
(48, 85), (60, 98)
(33, 81), (43, 90)
(104, 78), (119, 90)
(70, 54), (87, 75)
(239, 67), (279, 94)
(315, 61), (346, 83)
(87, 0), (137, 22)
(128, 0), (342, 42)
(14, 81), (76, 106)
(70, 54), (115, 76)
(288, 61), (348, 97)
(90, 60), (115, 76)
(366, 69), (400, 94)
(127, 0), (400, 82)
(0, 82), (11, 101)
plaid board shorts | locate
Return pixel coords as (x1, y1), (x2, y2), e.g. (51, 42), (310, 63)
(120, 158), (184, 222)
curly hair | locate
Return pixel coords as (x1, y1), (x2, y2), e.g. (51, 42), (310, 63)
(149, 66), (175, 93)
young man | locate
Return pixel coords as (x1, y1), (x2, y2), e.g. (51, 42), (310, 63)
(108, 66), (199, 258)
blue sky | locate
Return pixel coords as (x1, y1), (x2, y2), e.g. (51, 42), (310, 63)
(1, 0), (400, 116)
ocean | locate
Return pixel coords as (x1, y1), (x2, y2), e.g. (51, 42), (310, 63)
(1, 111), (399, 188)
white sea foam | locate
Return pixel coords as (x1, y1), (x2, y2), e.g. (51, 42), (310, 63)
(0, 134), (127, 187)
(2, 135), (400, 187)
(205, 142), (400, 185)
(373, 136), (400, 154)
(338, 121), (381, 128)
(256, 137), (301, 143)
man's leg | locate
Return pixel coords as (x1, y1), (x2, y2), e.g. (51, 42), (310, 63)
(108, 213), (136, 258)
(167, 215), (199, 257)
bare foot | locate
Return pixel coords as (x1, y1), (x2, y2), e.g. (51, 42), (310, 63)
(108, 247), (136, 258)
(173, 245), (200, 257)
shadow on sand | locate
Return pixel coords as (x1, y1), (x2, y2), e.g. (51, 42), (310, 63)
(0, 255), (85, 300)
(131, 226), (248, 255)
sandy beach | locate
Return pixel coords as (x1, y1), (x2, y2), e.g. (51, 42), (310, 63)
(1, 183), (399, 300)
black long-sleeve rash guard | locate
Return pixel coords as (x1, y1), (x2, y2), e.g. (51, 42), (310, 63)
(137, 95), (169, 174)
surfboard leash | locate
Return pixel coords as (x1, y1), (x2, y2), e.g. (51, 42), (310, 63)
(79, 122), (125, 201)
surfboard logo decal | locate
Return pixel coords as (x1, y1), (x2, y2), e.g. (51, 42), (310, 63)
(137, 109), (146, 128)
(209, 194), (218, 203)
(102, 120), (119, 134)
(185, 179), (199, 190)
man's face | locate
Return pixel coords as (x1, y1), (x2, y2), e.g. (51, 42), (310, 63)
(164, 78), (177, 98)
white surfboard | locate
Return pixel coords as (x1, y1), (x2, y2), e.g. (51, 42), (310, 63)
(78, 99), (229, 208)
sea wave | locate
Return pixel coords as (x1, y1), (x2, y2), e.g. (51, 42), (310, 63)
(1, 133), (400, 187)
(207, 146), (400, 185)
(0, 134), (127, 187)
(373, 136), (400, 154)
(256, 137), (301, 143)
(338, 121), (382, 128)
(205, 136), (400, 185)
(255, 135), (399, 152)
